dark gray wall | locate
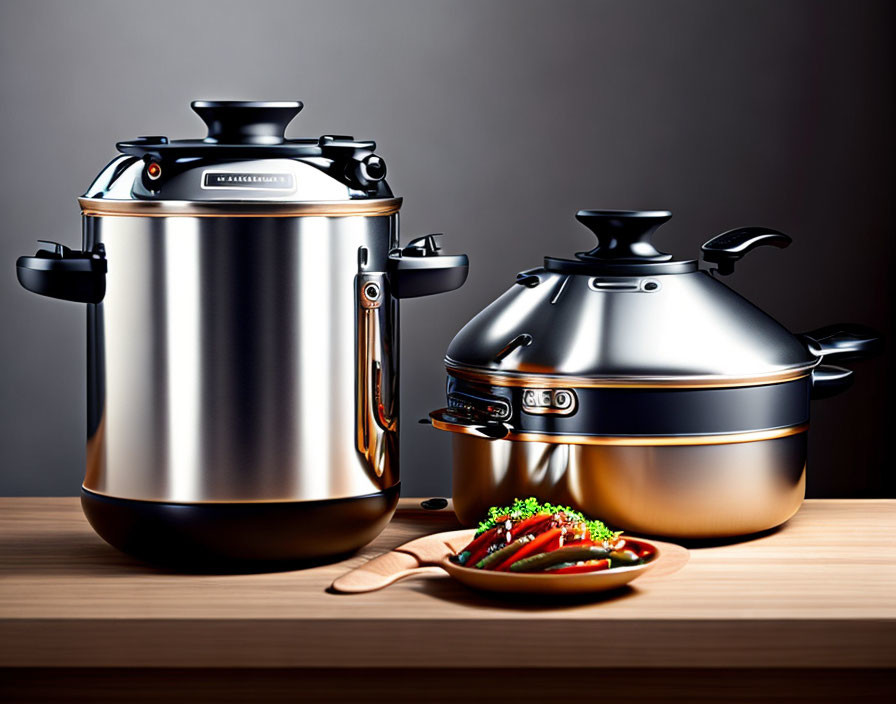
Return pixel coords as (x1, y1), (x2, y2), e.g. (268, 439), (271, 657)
(0, 0), (892, 498)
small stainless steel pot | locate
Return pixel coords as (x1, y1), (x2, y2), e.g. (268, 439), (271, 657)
(16, 101), (468, 565)
(430, 210), (878, 538)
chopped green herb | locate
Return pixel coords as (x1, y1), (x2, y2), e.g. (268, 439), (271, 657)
(474, 496), (620, 543)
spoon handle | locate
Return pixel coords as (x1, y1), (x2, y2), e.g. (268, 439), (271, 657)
(331, 551), (443, 593)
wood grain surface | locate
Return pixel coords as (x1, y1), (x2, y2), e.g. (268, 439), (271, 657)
(0, 498), (894, 670)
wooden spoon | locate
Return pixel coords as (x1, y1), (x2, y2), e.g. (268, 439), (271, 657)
(331, 529), (470, 593)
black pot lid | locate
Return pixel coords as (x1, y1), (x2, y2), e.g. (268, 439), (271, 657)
(80, 101), (396, 211)
(446, 210), (817, 386)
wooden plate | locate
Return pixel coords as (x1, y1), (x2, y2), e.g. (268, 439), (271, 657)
(332, 529), (686, 595)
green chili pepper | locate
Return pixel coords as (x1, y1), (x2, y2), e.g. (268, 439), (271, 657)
(509, 545), (611, 572)
(475, 536), (531, 570)
(609, 549), (641, 567)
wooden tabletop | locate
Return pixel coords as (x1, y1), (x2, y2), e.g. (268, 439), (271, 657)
(1, 498), (894, 669)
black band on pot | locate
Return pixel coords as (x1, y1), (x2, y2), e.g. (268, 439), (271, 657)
(446, 374), (811, 437)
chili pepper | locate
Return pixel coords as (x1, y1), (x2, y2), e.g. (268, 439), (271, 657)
(545, 559), (611, 575)
(509, 544), (612, 572)
(631, 542), (656, 561)
(507, 513), (553, 540)
(462, 526), (503, 567)
(608, 549), (641, 567)
(462, 525), (501, 555)
(493, 527), (564, 571)
(475, 535), (531, 570)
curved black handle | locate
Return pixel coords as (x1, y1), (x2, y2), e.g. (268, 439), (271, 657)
(810, 364), (854, 400)
(798, 323), (882, 362)
(428, 408), (510, 440)
(388, 235), (469, 299)
(191, 100), (303, 145)
(575, 210), (673, 262)
(16, 241), (106, 303)
(701, 227), (791, 275)
(800, 324), (882, 400)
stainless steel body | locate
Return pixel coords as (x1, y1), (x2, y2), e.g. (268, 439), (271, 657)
(431, 210), (878, 539)
(83, 212), (399, 504)
(450, 433), (807, 538)
(446, 269), (816, 383)
(16, 101), (469, 564)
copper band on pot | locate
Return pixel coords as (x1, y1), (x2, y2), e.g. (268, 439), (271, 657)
(444, 360), (814, 389)
(78, 197), (404, 218)
(430, 417), (809, 446)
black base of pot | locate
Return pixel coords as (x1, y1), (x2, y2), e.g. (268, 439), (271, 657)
(81, 485), (400, 571)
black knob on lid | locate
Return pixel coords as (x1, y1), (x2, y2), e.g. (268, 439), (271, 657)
(191, 100), (303, 145)
(575, 209), (673, 262)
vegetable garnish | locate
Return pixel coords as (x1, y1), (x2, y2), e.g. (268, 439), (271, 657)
(474, 497), (619, 544)
(452, 497), (651, 575)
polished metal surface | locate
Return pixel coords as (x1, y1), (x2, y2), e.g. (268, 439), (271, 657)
(84, 155), (369, 204)
(83, 213), (400, 503)
(446, 269), (816, 383)
(432, 416), (809, 446)
(444, 362), (812, 389)
(79, 194), (403, 217)
(83, 99), (393, 205)
(450, 432), (807, 538)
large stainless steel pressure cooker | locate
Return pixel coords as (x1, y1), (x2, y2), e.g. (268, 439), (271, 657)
(430, 210), (877, 538)
(16, 101), (468, 565)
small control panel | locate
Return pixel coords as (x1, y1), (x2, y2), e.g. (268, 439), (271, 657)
(522, 388), (577, 415)
(448, 392), (511, 421)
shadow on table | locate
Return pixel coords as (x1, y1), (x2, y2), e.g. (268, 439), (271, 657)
(1, 532), (150, 576)
(406, 573), (640, 610)
(1, 532), (357, 577)
(655, 523), (785, 550)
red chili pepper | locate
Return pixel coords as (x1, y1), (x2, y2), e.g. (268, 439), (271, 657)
(508, 514), (553, 540)
(462, 526), (505, 566)
(546, 558), (611, 575)
(493, 527), (563, 571)
(631, 541), (656, 561)
(461, 525), (501, 556)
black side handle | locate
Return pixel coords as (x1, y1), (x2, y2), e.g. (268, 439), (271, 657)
(810, 365), (854, 400)
(388, 235), (469, 299)
(798, 324), (882, 362)
(799, 324), (882, 400)
(701, 227), (791, 275)
(428, 408), (510, 440)
(16, 241), (106, 303)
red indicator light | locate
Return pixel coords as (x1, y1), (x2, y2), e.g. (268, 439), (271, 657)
(146, 162), (162, 180)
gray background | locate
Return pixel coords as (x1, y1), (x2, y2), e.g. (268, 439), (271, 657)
(0, 0), (892, 498)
